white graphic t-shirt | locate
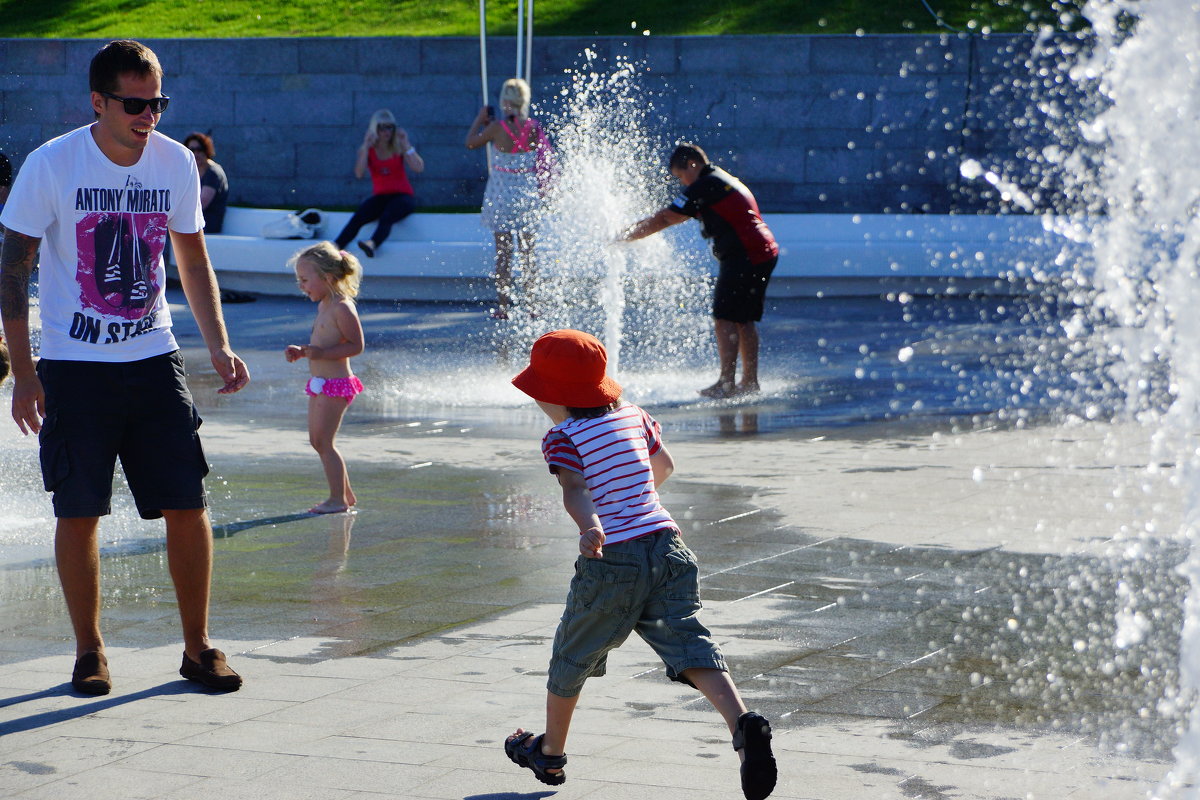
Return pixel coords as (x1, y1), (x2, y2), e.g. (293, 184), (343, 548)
(0, 125), (203, 362)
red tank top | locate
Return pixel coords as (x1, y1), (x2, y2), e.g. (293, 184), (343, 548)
(368, 149), (413, 196)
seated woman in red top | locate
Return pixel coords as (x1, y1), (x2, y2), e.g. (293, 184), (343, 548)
(334, 109), (425, 258)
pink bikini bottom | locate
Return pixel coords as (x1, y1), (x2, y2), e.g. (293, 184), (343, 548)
(305, 375), (365, 404)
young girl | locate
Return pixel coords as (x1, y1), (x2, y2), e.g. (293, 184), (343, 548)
(284, 242), (366, 514)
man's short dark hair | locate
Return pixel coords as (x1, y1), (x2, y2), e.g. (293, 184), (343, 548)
(669, 143), (709, 171)
(0, 152), (10, 189)
(89, 40), (163, 95)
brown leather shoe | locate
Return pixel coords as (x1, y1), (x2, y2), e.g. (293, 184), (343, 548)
(179, 648), (242, 691)
(71, 651), (111, 695)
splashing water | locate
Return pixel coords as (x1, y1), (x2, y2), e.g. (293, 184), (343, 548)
(0, 405), (176, 569)
(502, 51), (714, 398)
(1049, 0), (1200, 793)
(0, 420), (56, 564)
(370, 53), (716, 415)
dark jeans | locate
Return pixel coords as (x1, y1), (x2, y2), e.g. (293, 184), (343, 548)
(334, 192), (416, 248)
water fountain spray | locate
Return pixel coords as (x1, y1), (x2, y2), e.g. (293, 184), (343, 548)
(1047, 0), (1200, 793)
(503, 51), (713, 395)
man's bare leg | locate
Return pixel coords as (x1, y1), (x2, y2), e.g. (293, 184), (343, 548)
(165, 507), (242, 691)
(735, 321), (761, 394)
(56, 517), (104, 657)
(57, 516), (112, 693)
(162, 507), (214, 661)
(701, 318), (740, 398)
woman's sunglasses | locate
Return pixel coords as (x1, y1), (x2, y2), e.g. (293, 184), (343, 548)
(101, 92), (170, 115)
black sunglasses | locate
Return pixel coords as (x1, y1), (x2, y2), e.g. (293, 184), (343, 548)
(101, 91), (170, 115)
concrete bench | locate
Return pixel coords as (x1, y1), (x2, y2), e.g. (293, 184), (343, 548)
(769, 213), (1075, 278)
(193, 207), (1078, 300)
(187, 206), (492, 300)
(765, 213), (1080, 294)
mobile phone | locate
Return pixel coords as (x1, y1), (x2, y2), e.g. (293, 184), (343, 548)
(485, 105), (495, 121)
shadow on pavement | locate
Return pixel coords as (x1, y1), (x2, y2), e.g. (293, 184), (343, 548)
(0, 681), (197, 736)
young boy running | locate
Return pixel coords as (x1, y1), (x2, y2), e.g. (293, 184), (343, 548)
(506, 328), (777, 800)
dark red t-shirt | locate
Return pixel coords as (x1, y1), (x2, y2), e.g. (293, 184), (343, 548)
(669, 165), (778, 265)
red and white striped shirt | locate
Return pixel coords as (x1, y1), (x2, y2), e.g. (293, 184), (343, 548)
(541, 403), (676, 545)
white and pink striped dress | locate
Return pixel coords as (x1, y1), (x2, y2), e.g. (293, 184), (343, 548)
(540, 403), (677, 545)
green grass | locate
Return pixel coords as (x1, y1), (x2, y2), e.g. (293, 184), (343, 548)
(0, 0), (1085, 38)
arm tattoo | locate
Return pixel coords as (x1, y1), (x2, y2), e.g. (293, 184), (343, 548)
(0, 230), (40, 322)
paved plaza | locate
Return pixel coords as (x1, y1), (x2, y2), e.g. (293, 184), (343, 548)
(0, 295), (1186, 799)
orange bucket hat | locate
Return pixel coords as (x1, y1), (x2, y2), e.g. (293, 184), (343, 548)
(511, 329), (623, 407)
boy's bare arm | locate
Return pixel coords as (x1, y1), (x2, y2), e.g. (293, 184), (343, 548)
(650, 445), (675, 487)
(556, 467), (600, 530)
(621, 207), (688, 242)
(556, 468), (605, 558)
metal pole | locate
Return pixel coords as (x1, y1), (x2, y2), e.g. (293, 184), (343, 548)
(515, 0), (525, 85)
(525, 0), (533, 86)
(479, 0), (491, 170)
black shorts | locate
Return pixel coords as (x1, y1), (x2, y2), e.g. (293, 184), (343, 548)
(712, 255), (778, 323)
(37, 351), (209, 520)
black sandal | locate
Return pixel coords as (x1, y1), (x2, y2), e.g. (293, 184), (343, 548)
(733, 711), (777, 800)
(504, 731), (567, 786)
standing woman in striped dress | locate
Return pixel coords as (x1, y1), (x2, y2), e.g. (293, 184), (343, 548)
(466, 78), (555, 319)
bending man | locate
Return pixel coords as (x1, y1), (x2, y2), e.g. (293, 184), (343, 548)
(622, 143), (779, 399)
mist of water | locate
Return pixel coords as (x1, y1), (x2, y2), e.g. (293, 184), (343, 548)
(0, 411), (174, 569)
(1044, 0), (1200, 793)
(363, 53), (719, 416)
(501, 51), (715, 396)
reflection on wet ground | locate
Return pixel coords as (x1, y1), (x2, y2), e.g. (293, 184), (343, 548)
(721, 534), (1183, 760)
(0, 447), (1184, 761)
(180, 291), (1103, 435)
(0, 291), (1182, 772)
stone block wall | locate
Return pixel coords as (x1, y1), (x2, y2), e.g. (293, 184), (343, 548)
(0, 34), (1077, 213)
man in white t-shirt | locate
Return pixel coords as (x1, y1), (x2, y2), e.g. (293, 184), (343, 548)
(0, 40), (250, 695)
(0, 152), (8, 386)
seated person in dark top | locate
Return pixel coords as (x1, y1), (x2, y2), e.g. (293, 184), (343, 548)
(183, 132), (229, 233)
(0, 151), (11, 216)
(1, 151), (10, 378)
